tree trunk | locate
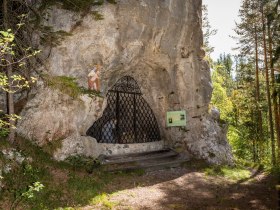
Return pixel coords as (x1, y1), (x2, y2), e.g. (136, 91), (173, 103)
(254, 25), (263, 148)
(268, 22), (280, 165)
(251, 109), (257, 162)
(3, 0), (15, 144)
(261, 6), (276, 165)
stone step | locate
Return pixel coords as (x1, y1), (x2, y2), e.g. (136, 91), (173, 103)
(102, 149), (178, 165)
(101, 149), (190, 172)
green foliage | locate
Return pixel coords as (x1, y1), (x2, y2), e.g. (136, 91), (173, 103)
(0, 123), (10, 138)
(0, 29), (38, 142)
(216, 53), (233, 76)
(4, 162), (46, 192)
(11, 181), (44, 210)
(3, 159), (48, 210)
(268, 166), (280, 179)
(210, 51), (278, 167)
(0, 29), (38, 93)
(43, 75), (82, 98)
(229, 58), (274, 164)
(0, 29), (15, 55)
(21, 182), (44, 199)
(1, 138), (98, 208)
(228, 125), (252, 160)
(211, 63), (233, 121)
(231, 0), (280, 166)
(0, 73), (37, 93)
(43, 74), (101, 99)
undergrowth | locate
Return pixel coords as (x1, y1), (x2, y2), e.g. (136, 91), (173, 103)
(0, 138), (139, 209)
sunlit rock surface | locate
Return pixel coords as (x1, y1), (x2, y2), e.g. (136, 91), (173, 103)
(17, 0), (233, 165)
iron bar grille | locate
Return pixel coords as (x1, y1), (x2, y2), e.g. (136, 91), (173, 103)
(86, 76), (161, 144)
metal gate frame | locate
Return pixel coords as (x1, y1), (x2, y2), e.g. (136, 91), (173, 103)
(86, 76), (161, 144)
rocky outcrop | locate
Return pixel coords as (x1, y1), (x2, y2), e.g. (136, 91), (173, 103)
(17, 88), (104, 145)
(17, 0), (233, 165)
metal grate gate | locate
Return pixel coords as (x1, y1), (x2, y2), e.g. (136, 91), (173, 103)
(86, 76), (161, 144)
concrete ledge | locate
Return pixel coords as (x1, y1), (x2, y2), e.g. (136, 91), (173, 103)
(100, 140), (165, 156)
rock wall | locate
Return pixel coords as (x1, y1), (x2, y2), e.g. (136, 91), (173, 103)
(17, 0), (233, 165)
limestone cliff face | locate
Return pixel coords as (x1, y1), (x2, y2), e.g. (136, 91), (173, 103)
(17, 0), (233, 165)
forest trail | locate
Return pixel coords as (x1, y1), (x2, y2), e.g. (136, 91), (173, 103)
(81, 166), (277, 210)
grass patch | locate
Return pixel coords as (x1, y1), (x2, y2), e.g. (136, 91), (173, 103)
(66, 155), (101, 173)
(204, 166), (251, 181)
(90, 193), (119, 209)
(114, 168), (146, 177)
(42, 74), (101, 99)
(67, 173), (102, 204)
(43, 74), (82, 99)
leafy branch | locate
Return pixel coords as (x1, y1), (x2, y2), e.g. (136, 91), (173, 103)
(10, 181), (44, 210)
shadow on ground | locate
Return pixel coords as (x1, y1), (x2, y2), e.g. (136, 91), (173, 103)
(153, 169), (277, 210)
(90, 162), (278, 210)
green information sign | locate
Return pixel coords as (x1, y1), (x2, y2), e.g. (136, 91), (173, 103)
(166, 110), (187, 127)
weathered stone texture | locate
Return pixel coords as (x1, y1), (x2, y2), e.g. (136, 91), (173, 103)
(17, 0), (233, 165)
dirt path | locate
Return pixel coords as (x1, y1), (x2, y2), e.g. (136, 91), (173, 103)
(82, 167), (277, 210)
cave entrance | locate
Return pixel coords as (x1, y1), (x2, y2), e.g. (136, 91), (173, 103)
(86, 76), (161, 144)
